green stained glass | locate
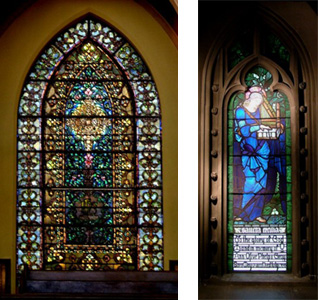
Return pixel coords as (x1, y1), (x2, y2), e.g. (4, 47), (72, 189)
(228, 93), (244, 119)
(287, 220), (292, 232)
(287, 183), (292, 193)
(261, 32), (290, 69)
(286, 166), (292, 183)
(228, 95), (234, 111)
(228, 145), (233, 157)
(228, 127), (233, 143)
(228, 29), (253, 70)
(245, 66), (273, 90)
(287, 235), (292, 271)
(17, 17), (163, 272)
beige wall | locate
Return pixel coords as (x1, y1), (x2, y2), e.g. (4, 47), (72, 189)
(0, 0), (178, 292)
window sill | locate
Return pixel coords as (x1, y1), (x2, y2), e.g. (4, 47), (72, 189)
(202, 273), (316, 286)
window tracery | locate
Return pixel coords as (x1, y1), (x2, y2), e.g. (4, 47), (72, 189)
(17, 17), (163, 272)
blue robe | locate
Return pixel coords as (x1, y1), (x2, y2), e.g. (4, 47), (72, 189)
(234, 106), (270, 221)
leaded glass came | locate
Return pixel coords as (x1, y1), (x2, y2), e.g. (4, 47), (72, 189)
(227, 66), (292, 271)
(17, 17), (163, 272)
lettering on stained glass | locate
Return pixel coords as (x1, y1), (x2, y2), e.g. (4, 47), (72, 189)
(233, 225), (287, 271)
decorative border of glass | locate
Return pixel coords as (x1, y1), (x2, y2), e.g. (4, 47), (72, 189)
(17, 17), (163, 272)
(227, 66), (292, 272)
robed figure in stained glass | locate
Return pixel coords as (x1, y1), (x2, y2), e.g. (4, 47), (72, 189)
(233, 86), (286, 223)
(228, 66), (292, 272)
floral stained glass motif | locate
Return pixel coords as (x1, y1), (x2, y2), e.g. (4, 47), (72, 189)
(227, 66), (292, 271)
(17, 18), (163, 272)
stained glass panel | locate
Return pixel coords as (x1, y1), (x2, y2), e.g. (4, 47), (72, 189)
(227, 66), (292, 271)
(17, 17), (163, 272)
(261, 32), (290, 70)
(227, 29), (253, 71)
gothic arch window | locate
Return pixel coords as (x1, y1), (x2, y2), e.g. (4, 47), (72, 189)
(199, 7), (316, 278)
(17, 16), (163, 272)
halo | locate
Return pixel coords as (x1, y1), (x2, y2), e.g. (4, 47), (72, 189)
(245, 86), (266, 100)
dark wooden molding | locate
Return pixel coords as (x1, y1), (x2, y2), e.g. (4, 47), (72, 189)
(0, 259), (10, 295)
(18, 270), (178, 296)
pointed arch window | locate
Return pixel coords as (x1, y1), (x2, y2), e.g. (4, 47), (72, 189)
(17, 17), (163, 272)
(224, 27), (294, 271)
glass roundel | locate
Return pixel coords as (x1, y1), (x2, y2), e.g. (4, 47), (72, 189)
(17, 17), (163, 272)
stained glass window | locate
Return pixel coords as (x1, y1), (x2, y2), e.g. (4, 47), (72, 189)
(17, 17), (163, 272)
(227, 66), (292, 271)
(227, 29), (253, 71)
(261, 31), (290, 70)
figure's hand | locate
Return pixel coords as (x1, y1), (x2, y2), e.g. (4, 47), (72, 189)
(260, 124), (271, 130)
(279, 123), (285, 133)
